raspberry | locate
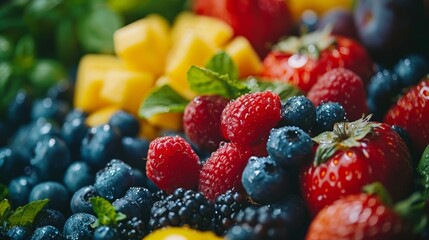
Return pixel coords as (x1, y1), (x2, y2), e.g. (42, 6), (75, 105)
(146, 136), (201, 193)
(149, 188), (215, 232)
(199, 142), (253, 201)
(183, 95), (229, 152)
(221, 91), (282, 146)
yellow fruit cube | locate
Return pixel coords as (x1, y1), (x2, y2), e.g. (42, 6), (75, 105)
(74, 54), (123, 112)
(147, 112), (183, 132)
(85, 105), (121, 127)
(225, 36), (263, 78)
(138, 120), (160, 141)
(100, 69), (155, 115)
(165, 32), (217, 100)
(114, 14), (170, 76)
(172, 12), (233, 47)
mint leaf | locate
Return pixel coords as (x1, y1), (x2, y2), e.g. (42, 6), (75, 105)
(90, 197), (126, 227)
(205, 51), (238, 80)
(0, 184), (8, 201)
(417, 145), (429, 198)
(0, 199), (11, 223)
(244, 77), (302, 101)
(139, 84), (189, 119)
(7, 199), (49, 227)
(188, 66), (249, 99)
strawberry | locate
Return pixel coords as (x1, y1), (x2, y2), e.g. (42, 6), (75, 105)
(307, 68), (369, 121)
(262, 31), (374, 92)
(306, 182), (422, 240)
(299, 116), (413, 217)
(384, 79), (429, 155)
(199, 142), (253, 201)
(193, 0), (293, 57)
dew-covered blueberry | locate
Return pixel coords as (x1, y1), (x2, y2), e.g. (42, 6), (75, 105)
(29, 181), (69, 212)
(94, 159), (134, 201)
(63, 213), (96, 240)
(70, 185), (98, 214)
(63, 161), (94, 193)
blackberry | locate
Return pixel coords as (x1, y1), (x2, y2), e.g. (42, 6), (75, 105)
(231, 206), (291, 240)
(151, 190), (168, 202)
(117, 217), (145, 240)
(214, 190), (250, 235)
(149, 188), (215, 232)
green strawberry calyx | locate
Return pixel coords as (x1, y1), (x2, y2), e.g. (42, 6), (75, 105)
(312, 115), (381, 166)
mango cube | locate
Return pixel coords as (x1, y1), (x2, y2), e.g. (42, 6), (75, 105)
(85, 105), (121, 127)
(165, 32), (217, 100)
(172, 12), (233, 47)
(225, 36), (263, 78)
(100, 69), (155, 115)
(146, 112), (183, 131)
(74, 54), (123, 112)
(114, 14), (170, 76)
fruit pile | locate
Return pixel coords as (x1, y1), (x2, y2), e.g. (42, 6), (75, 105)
(0, 0), (429, 239)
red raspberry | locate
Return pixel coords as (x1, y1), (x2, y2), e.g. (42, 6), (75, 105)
(221, 91), (282, 146)
(146, 136), (201, 193)
(307, 68), (369, 121)
(183, 95), (229, 152)
(199, 142), (253, 201)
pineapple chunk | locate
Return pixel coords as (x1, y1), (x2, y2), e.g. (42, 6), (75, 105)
(74, 54), (123, 112)
(225, 36), (263, 78)
(147, 112), (183, 132)
(114, 14), (170, 76)
(85, 105), (121, 127)
(172, 12), (233, 47)
(100, 69), (155, 115)
(165, 32), (217, 100)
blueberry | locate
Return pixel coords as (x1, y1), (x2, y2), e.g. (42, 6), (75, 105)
(47, 80), (74, 102)
(93, 226), (119, 240)
(108, 110), (140, 137)
(268, 194), (308, 232)
(391, 125), (412, 150)
(64, 108), (87, 123)
(267, 126), (313, 166)
(315, 102), (347, 133)
(131, 168), (147, 187)
(63, 213), (96, 240)
(317, 8), (358, 40)
(7, 89), (32, 128)
(0, 121), (11, 147)
(63, 161), (94, 193)
(6, 226), (31, 240)
(31, 137), (71, 181)
(31, 98), (70, 125)
(0, 148), (27, 183)
(62, 117), (88, 156)
(279, 96), (316, 132)
(121, 137), (149, 168)
(124, 187), (153, 221)
(34, 208), (66, 231)
(94, 159), (134, 201)
(29, 181), (69, 212)
(242, 156), (290, 204)
(226, 225), (257, 240)
(112, 198), (142, 220)
(299, 10), (318, 33)
(70, 185), (98, 214)
(394, 54), (429, 87)
(367, 70), (400, 118)
(8, 175), (37, 207)
(31, 225), (63, 240)
(81, 124), (122, 170)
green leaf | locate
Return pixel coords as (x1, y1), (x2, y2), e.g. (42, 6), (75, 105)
(13, 35), (35, 71)
(205, 52), (238, 80)
(55, 18), (80, 66)
(0, 184), (8, 201)
(0, 62), (21, 115)
(139, 84), (189, 119)
(362, 182), (393, 206)
(393, 192), (427, 234)
(7, 199), (49, 227)
(244, 77), (302, 101)
(90, 197), (126, 227)
(187, 66), (250, 99)
(417, 145), (429, 198)
(77, 5), (123, 53)
(0, 199), (11, 223)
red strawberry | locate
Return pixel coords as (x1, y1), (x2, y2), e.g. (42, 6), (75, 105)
(146, 136), (201, 193)
(384, 79), (429, 154)
(307, 68), (369, 121)
(199, 142), (253, 201)
(193, 0), (293, 56)
(262, 33), (374, 92)
(221, 91), (282, 146)
(183, 95), (229, 152)
(299, 116), (413, 217)
(306, 191), (413, 239)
